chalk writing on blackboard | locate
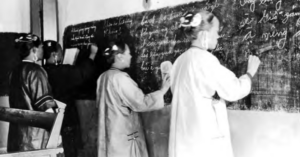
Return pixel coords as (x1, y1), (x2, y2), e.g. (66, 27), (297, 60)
(63, 0), (300, 112)
(68, 24), (97, 47)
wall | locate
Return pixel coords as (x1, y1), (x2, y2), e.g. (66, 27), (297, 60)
(57, 0), (300, 157)
(0, 0), (30, 152)
(0, 0), (30, 32)
(57, 0), (201, 45)
(43, 0), (58, 41)
(229, 110), (300, 157)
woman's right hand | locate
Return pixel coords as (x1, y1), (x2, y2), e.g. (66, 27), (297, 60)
(89, 44), (98, 60)
(247, 55), (261, 77)
(161, 74), (171, 93)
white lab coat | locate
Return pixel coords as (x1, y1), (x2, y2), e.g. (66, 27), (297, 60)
(96, 69), (165, 157)
(169, 47), (251, 157)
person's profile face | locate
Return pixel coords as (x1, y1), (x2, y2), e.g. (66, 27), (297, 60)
(122, 44), (132, 68)
(208, 17), (220, 49)
(36, 44), (44, 60)
(56, 50), (64, 64)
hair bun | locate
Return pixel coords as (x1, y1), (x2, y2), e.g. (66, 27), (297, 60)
(15, 33), (41, 48)
(103, 48), (111, 56)
(179, 12), (202, 28)
(15, 34), (41, 59)
(15, 34), (39, 43)
(43, 40), (56, 49)
(103, 44), (118, 57)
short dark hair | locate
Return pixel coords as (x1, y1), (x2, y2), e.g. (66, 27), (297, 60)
(43, 40), (63, 59)
(103, 40), (128, 64)
(15, 33), (41, 59)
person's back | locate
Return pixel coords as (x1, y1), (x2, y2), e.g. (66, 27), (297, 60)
(43, 40), (97, 104)
(44, 62), (95, 103)
(97, 69), (148, 156)
(43, 40), (98, 157)
(8, 34), (56, 152)
(9, 62), (50, 110)
(97, 40), (170, 157)
(169, 11), (260, 157)
(171, 48), (218, 98)
(170, 47), (229, 157)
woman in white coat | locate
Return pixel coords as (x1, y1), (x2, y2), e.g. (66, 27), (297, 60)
(96, 40), (170, 157)
(168, 11), (261, 157)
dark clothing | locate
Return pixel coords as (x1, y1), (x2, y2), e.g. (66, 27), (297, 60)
(8, 62), (56, 152)
(44, 59), (95, 103)
(44, 59), (95, 157)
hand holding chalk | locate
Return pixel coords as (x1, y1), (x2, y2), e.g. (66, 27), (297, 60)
(89, 44), (98, 60)
(252, 42), (274, 56)
(247, 55), (261, 78)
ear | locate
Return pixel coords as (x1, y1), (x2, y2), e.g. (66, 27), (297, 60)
(115, 53), (123, 62)
(31, 47), (38, 54)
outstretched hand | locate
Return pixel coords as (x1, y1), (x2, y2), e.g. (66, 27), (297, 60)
(247, 55), (261, 77)
(89, 44), (98, 60)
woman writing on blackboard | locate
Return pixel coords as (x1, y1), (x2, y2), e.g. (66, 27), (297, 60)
(43, 40), (98, 157)
(7, 34), (56, 152)
(96, 40), (170, 157)
(168, 11), (261, 157)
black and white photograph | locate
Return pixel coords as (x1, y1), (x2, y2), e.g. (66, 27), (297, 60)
(0, 0), (299, 157)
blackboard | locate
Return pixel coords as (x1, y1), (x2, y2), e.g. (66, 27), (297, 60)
(0, 33), (23, 96)
(63, 0), (300, 113)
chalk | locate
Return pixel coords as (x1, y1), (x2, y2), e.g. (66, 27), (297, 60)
(160, 61), (172, 79)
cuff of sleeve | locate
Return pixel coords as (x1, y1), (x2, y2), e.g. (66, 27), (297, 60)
(35, 95), (56, 111)
(152, 90), (166, 109)
(246, 72), (253, 92)
(246, 72), (252, 80)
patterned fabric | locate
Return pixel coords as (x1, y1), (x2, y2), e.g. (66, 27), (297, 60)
(7, 62), (55, 152)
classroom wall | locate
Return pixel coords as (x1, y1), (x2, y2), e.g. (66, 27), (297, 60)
(0, 0), (30, 33)
(57, 1), (300, 157)
(0, 0), (30, 152)
(57, 0), (200, 44)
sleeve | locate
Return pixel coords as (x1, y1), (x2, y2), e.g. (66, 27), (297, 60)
(208, 57), (251, 102)
(115, 73), (165, 112)
(29, 68), (56, 111)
